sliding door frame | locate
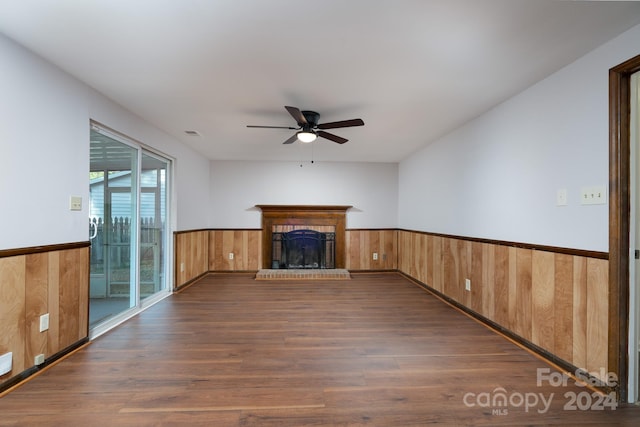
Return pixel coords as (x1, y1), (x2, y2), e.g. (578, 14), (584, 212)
(89, 121), (175, 338)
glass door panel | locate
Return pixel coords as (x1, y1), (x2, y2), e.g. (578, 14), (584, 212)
(89, 130), (138, 327)
(140, 153), (168, 301)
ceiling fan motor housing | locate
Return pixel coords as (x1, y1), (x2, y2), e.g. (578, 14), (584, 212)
(301, 111), (320, 127)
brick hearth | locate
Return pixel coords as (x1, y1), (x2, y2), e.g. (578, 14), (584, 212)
(255, 269), (351, 280)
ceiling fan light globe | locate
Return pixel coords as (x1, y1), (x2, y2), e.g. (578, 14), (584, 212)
(297, 131), (317, 143)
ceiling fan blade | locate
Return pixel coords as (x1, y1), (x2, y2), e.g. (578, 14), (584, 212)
(285, 106), (308, 125)
(318, 131), (348, 144)
(283, 134), (298, 144)
(247, 125), (298, 129)
(317, 118), (364, 129)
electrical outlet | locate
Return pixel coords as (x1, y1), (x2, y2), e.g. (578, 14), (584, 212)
(465, 279), (471, 291)
(180, 262), (185, 272)
(229, 252), (234, 260)
(39, 313), (49, 332)
(0, 352), (12, 376)
(373, 252), (378, 261)
(34, 354), (45, 365)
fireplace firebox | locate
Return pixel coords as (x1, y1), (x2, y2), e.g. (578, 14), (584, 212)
(272, 229), (335, 269)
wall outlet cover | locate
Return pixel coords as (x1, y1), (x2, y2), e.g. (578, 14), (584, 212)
(0, 352), (12, 376)
(39, 313), (50, 332)
(34, 354), (45, 366)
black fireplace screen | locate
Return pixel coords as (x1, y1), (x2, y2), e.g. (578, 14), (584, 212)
(272, 229), (335, 269)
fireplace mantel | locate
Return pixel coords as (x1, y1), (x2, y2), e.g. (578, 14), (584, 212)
(256, 205), (352, 214)
(256, 205), (351, 269)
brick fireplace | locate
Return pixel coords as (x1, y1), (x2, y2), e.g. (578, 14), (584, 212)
(256, 205), (350, 269)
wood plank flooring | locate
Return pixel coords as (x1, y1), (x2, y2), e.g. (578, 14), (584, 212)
(1, 272), (640, 426)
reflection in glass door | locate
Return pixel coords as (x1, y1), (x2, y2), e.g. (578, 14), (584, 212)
(108, 189), (138, 304)
(89, 125), (170, 333)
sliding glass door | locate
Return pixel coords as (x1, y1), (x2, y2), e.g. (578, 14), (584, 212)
(89, 125), (170, 333)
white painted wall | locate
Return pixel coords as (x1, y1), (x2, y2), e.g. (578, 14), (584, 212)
(209, 160), (398, 229)
(399, 23), (640, 252)
(87, 91), (211, 232)
(0, 34), (210, 250)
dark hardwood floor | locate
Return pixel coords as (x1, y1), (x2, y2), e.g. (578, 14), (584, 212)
(1, 272), (640, 426)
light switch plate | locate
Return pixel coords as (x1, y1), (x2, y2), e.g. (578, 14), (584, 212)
(556, 189), (567, 206)
(69, 196), (82, 211)
(580, 186), (607, 205)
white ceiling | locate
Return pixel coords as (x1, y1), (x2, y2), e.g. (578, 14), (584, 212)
(2, 1), (640, 163)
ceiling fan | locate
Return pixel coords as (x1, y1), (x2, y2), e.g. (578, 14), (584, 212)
(247, 106), (364, 144)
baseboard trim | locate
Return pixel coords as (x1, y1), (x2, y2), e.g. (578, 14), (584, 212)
(0, 338), (90, 396)
(174, 271), (209, 293)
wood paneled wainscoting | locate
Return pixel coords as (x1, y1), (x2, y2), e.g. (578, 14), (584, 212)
(0, 242), (90, 393)
(209, 229), (262, 271)
(397, 229), (611, 387)
(174, 229), (263, 289)
(345, 229), (398, 270)
(173, 228), (398, 288)
(174, 230), (209, 290)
